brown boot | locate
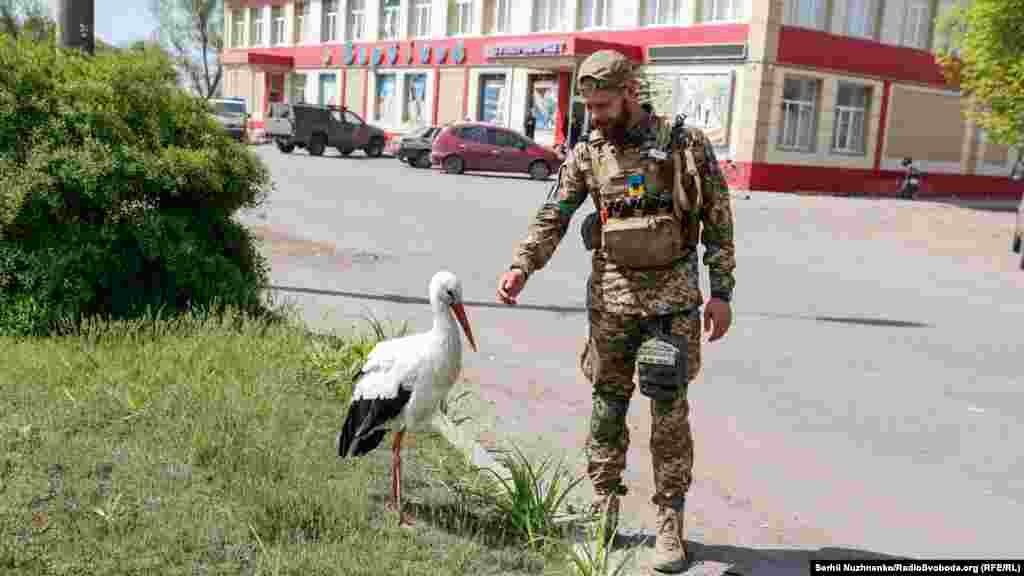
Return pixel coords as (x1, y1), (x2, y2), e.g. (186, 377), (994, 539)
(652, 504), (689, 573)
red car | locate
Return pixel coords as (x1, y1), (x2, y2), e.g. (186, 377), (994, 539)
(431, 123), (561, 180)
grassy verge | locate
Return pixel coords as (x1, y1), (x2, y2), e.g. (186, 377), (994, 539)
(0, 307), (580, 575)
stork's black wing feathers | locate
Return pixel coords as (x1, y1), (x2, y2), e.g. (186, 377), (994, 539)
(337, 386), (412, 458)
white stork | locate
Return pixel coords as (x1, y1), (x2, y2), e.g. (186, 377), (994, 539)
(336, 270), (477, 526)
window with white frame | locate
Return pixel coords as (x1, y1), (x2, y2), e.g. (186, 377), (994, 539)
(581, 0), (613, 28)
(495, 0), (512, 32)
(832, 82), (871, 154)
(410, 0), (432, 37)
(932, 0), (962, 54)
(844, 0), (876, 39)
(644, 0), (685, 25)
(348, 0), (366, 41)
(381, 0), (401, 39)
(294, 1), (310, 43)
(249, 7), (264, 46)
(902, 0), (931, 49)
(702, 0), (743, 22)
(783, 0), (824, 28)
(779, 77), (819, 152)
(533, 0), (567, 31)
(322, 0), (339, 41)
(232, 9), (245, 48)
(271, 6), (286, 45)
(449, 0), (474, 35)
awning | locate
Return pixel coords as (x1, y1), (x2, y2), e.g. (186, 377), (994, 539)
(222, 49), (294, 71)
(483, 37), (644, 71)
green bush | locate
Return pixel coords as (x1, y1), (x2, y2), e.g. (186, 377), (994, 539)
(0, 35), (273, 335)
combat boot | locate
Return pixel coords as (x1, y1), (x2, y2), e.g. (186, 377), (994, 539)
(587, 492), (620, 547)
(652, 504), (689, 573)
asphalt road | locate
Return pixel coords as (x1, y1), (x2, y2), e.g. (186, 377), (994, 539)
(238, 145), (1024, 564)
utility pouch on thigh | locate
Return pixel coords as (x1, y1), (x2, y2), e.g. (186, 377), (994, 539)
(636, 323), (687, 401)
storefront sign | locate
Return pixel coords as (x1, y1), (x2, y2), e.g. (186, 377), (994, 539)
(486, 42), (565, 59)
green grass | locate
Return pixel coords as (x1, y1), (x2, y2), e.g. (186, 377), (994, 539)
(0, 307), (580, 575)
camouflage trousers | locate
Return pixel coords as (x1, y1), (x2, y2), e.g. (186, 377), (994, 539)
(580, 304), (701, 510)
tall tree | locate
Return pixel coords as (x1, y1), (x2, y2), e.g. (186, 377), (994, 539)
(0, 0), (54, 42)
(935, 0), (1024, 148)
(150, 0), (223, 99)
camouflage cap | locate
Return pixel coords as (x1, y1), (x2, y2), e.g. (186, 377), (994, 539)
(576, 50), (635, 95)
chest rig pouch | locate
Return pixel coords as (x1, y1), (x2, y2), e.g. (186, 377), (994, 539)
(590, 144), (677, 268)
(589, 119), (705, 269)
(636, 314), (689, 401)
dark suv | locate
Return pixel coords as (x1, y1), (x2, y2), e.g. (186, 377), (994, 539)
(265, 103), (387, 158)
(431, 123), (560, 180)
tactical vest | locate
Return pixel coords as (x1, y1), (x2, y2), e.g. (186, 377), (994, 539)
(579, 119), (710, 269)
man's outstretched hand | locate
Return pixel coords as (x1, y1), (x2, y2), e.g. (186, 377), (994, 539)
(704, 297), (732, 343)
(497, 269), (526, 305)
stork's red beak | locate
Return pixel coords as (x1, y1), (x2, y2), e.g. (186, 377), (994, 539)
(450, 303), (477, 352)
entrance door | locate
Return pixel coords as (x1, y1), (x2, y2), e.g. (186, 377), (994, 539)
(269, 73), (285, 104)
(526, 74), (558, 144)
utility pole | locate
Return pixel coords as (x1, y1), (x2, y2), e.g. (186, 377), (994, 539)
(57, 0), (94, 55)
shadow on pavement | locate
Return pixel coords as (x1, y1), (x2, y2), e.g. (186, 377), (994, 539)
(608, 534), (904, 576)
(927, 197), (1020, 214)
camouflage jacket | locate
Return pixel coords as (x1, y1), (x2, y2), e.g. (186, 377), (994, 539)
(510, 114), (736, 317)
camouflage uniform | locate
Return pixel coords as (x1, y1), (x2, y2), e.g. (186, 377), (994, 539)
(508, 51), (736, 547)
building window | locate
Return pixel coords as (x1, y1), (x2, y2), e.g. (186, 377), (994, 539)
(271, 6), (286, 45)
(832, 82), (871, 155)
(375, 74), (397, 124)
(318, 73), (338, 105)
(932, 0), (961, 55)
(249, 7), (264, 46)
(380, 0), (401, 39)
(479, 74), (507, 125)
(449, 0), (474, 36)
(403, 74), (429, 128)
(844, 0), (876, 39)
(779, 77), (819, 152)
(291, 73), (307, 103)
(348, 0), (366, 41)
(294, 1), (310, 43)
(410, 0), (432, 37)
(581, 0), (613, 28)
(702, 0), (743, 22)
(533, 0), (567, 31)
(902, 0), (930, 49)
(322, 0), (339, 41)
(231, 9), (244, 47)
(644, 0), (685, 25)
(484, 0), (512, 33)
(783, 0), (823, 28)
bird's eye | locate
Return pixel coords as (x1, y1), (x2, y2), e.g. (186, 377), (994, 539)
(447, 289), (456, 301)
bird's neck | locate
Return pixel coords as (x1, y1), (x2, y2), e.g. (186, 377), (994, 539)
(431, 305), (461, 348)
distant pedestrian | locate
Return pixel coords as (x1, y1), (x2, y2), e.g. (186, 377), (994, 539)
(524, 108), (536, 140)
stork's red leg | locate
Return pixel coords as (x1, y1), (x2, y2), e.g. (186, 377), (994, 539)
(392, 429), (410, 526)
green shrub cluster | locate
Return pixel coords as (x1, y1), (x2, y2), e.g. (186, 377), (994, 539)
(0, 36), (273, 335)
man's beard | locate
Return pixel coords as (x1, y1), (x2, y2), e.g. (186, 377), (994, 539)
(594, 106), (633, 146)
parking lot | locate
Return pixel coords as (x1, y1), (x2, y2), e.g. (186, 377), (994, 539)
(238, 144), (1024, 560)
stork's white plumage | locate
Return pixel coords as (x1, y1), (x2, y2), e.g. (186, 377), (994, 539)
(336, 270), (477, 526)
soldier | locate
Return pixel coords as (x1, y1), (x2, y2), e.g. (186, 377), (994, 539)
(495, 49), (736, 573)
